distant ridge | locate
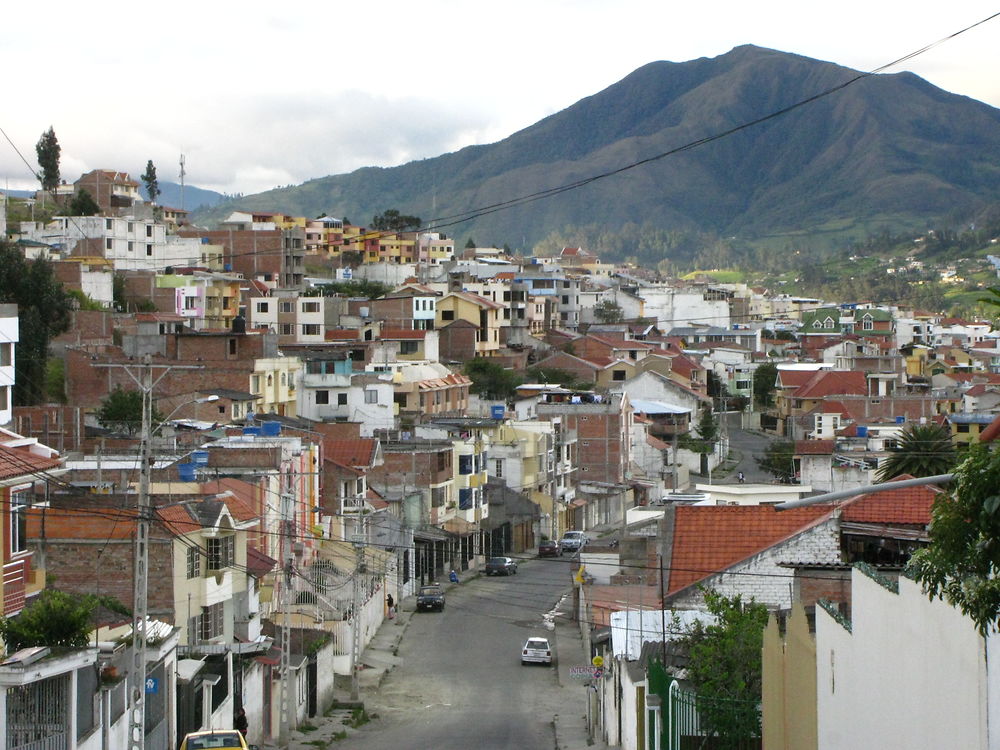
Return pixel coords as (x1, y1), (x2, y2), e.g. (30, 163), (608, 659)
(192, 45), (1000, 255)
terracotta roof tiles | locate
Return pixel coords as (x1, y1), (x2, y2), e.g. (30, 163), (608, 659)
(668, 505), (831, 595)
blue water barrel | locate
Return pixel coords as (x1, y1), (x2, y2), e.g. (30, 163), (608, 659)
(491, 405), (505, 420)
(261, 421), (282, 436)
(177, 463), (197, 481)
(243, 426), (262, 436)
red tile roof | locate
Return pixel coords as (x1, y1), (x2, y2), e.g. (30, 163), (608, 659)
(837, 481), (937, 525)
(325, 330), (359, 341)
(795, 440), (835, 455)
(380, 329), (426, 340)
(0, 445), (62, 480)
(668, 505), (831, 595)
(325, 439), (379, 468)
(793, 370), (868, 398)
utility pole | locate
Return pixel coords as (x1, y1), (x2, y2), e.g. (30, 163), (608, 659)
(278, 491), (293, 748)
(127, 355), (153, 750)
(350, 532), (365, 701)
(95, 357), (203, 750)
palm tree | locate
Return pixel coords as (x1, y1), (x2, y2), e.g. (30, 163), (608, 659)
(875, 422), (957, 483)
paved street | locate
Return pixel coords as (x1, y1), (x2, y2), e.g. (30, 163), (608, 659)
(722, 413), (779, 484)
(342, 553), (580, 750)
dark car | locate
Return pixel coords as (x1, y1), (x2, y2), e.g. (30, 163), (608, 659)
(538, 540), (562, 557)
(416, 584), (445, 612)
(485, 556), (518, 576)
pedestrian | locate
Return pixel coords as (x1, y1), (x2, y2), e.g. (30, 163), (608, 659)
(234, 707), (248, 738)
(449, 569), (459, 584)
(737, 471), (745, 484)
(387, 593), (396, 619)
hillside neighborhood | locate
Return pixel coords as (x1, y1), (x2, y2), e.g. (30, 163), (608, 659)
(3, 169), (1000, 750)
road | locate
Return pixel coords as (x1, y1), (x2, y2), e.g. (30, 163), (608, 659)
(723, 413), (779, 483)
(345, 553), (578, 749)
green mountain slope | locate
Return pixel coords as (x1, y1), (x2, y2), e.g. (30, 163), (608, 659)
(194, 45), (1000, 253)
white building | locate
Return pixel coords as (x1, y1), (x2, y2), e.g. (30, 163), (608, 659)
(816, 567), (1000, 750)
(0, 305), (16, 425)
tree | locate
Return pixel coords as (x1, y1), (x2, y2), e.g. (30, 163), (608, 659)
(675, 589), (769, 744)
(875, 422), (957, 483)
(35, 126), (60, 193)
(141, 159), (160, 204)
(753, 362), (778, 408)
(593, 299), (624, 324)
(0, 242), (74, 405)
(464, 358), (522, 400)
(371, 209), (421, 232)
(97, 386), (162, 436)
(908, 444), (1000, 634)
(68, 188), (101, 216)
(465, 237), (476, 249)
(756, 439), (796, 482)
(0, 589), (122, 651)
(682, 405), (719, 455)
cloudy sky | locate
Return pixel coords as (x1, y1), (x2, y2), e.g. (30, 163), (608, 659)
(2, 2), (998, 197)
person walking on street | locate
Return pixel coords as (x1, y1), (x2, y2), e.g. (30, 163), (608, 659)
(234, 707), (248, 738)
(737, 471), (745, 484)
(387, 593), (396, 619)
(449, 569), (459, 584)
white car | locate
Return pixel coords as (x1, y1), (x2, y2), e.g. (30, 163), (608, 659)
(521, 637), (553, 665)
(559, 531), (589, 553)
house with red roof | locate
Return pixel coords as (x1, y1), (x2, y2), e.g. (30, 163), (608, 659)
(659, 479), (938, 613)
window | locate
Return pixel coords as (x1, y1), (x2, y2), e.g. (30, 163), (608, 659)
(441, 310), (455, 321)
(494, 459), (503, 478)
(280, 324), (294, 335)
(146, 225), (153, 237)
(956, 424), (971, 433)
(612, 370), (627, 381)
(316, 390), (329, 405)
(105, 238), (113, 250)
(146, 245), (153, 256)
(199, 602), (224, 641)
(280, 301), (294, 313)
(128, 222), (135, 233)
(561, 295), (569, 305)
(400, 341), (418, 355)
(302, 301), (320, 313)
(128, 241), (134, 252)
(0, 386), (7, 411)
(365, 390), (378, 404)
(228, 338), (237, 356)
(207, 535), (235, 570)
(187, 546), (201, 578)
(338, 393), (347, 405)
(0, 343), (11, 366)
(10, 486), (31, 554)
(256, 301), (269, 314)
(184, 296), (197, 310)
(302, 324), (320, 336)
(105, 218), (113, 230)
(862, 316), (874, 331)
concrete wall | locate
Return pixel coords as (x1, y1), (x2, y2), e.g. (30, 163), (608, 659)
(816, 569), (989, 750)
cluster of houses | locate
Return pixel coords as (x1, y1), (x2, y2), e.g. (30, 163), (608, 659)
(1, 170), (1000, 748)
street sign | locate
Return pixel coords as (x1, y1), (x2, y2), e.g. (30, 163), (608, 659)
(569, 666), (600, 680)
(594, 668), (604, 679)
(591, 655), (604, 668)
(144, 677), (158, 694)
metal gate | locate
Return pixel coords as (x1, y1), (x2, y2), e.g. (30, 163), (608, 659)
(666, 681), (761, 750)
(6, 673), (70, 750)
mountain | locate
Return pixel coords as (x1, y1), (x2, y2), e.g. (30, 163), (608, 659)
(142, 181), (226, 212)
(192, 45), (1000, 255)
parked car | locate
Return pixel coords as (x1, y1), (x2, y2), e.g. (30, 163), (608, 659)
(559, 530), (589, 553)
(179, 730), (250, 750)
(521, 636), (553, 665)
(416, 584), (445, 612)
(538, 539), (562, 557)
(485, 556), (518, 576)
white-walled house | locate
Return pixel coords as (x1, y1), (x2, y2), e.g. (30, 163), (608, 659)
(816, 567), (1000, 750)
(0, 305), (15, 425)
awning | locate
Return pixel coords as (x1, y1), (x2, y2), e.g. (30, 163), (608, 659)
(569, 498), (587, 508)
